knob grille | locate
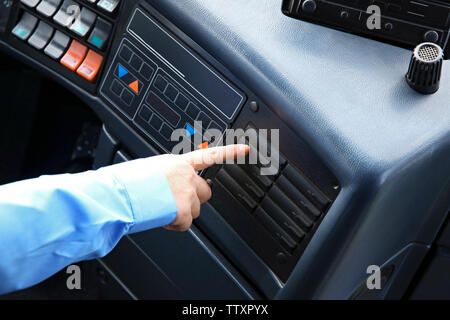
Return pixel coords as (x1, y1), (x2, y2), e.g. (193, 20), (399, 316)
(406, 42), (443, 94)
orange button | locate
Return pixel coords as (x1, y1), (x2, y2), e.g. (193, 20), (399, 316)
(77, 50), (103, 82)
(60, 40), (88, 71)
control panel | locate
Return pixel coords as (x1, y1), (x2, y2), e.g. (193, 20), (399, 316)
(4, 0), (121, 92)
(100, 8), (246, 153)
(282, 0), (450, 59)
(0, 1), (342, 287)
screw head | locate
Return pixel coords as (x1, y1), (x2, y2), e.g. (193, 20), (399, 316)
(249, 101), (259, 113)
(340, 10), (349, 19)
(384, 22), (394, 31)
(424, 30), (439, 43)
(301, 0), (317, 13)
(276, 252), (288, 264)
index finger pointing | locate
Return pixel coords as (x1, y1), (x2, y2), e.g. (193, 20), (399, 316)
(181, 144), (249, 171)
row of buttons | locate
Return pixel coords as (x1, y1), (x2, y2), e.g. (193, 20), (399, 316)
(12, 12), (103, 81)
(21, 0), (119, 14)
(152, 74), (222, 132)
(215, 133), (330, 254)
(138, 105), (174, 140)
(110, 79), (135, 107)
(119, 45), (154, 81)
(137, 103), (209, 150)
(20, 0), (113, 50)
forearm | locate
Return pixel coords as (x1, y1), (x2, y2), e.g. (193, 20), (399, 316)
(0, 159), (177, 294)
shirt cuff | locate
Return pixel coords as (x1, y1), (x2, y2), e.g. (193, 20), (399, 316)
(99, 158), (178, 234)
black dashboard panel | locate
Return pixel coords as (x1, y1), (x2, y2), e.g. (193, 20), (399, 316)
(1, 0), (342, 295)
(282, 0), (450, 58)
(99, 5), (244, 153)
(0, 0), (449, 300)
(96, 2), (341, 284)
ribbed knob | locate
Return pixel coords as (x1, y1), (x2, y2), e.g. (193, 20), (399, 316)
(406, 42), (443, 94)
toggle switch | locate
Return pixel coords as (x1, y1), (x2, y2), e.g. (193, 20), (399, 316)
(69, 7), (96, 37)
(28, 20), (54, 50)
(87, 17), (112, 49)
(97, 0), (120, 13)
(77, 49), (103, 81)
(44, 30), (70, 59)
(60, 40), (87, 71)
(53, 0), (80, 27)
(36, 0), (62, 17)
(12, 12), (38, 41)
(20, 0), (41, 8)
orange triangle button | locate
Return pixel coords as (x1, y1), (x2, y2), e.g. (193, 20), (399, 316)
(128, 80), (139, 94)
(198, 141), (209, 150)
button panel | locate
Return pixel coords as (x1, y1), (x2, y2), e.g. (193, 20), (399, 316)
(11, 0), (120, 88)
(100, 39), (228, 153)
(206, 122), (339, 282)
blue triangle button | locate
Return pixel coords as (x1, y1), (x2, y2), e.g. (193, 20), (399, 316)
(118, 64), (128, 78)
(186, 124), (196, 137)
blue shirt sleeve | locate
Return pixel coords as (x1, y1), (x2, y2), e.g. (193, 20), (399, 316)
(0, 158), (178, 295)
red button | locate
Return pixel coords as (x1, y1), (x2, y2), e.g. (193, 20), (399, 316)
(60, 40), (88, 71)
(77, 50), (103, 82)
(198, 141), (209, 149)
(128, 80), (139, 94)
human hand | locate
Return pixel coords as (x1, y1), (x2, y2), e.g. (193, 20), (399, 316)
(159, 144), (249, 231)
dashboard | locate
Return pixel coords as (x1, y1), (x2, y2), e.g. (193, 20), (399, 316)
(0, 0), (449, 299)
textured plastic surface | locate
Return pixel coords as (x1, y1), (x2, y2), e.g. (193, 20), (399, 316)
(1, 0), (449, 299)
(148, 0), (450, 299)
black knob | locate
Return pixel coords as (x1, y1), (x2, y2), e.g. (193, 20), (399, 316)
(406, 42), (443, 94)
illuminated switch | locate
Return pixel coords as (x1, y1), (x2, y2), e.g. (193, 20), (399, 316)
(44, 30), (70, 59)
(97, 0), (120, 13)
(69, 7), (96, 37)
(77, 49), (103, 81)
(28, 20), (54, 50)
(117, 64), (128, 78)
(115, 64), (143, 94)
(87, 17), (112, 49)
(60, 40), (87, 71)
(128, 80), (140, 94)
(21, 0), (41, 8)
(12, 12), (38, 40)
(36, 0), (62, 17)
(185, 123), (196, 137)
(53, 0), (80, 27)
